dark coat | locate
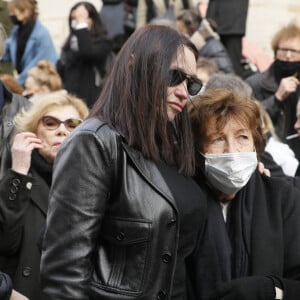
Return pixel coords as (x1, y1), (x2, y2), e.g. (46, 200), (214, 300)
(199, 37), (234, 74)
(40, 118), (207, 300)
(246, 63), (300, 160)
(0, 84), (30, 179)
(193, 171), (300, 299)
(0, 167), (49, 300)
(206, 0), (249, 36)
(57, 28), (112, 108)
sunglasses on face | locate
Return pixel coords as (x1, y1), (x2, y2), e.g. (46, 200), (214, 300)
(40, 116), (82, 132)
(169, 69), (203, 96)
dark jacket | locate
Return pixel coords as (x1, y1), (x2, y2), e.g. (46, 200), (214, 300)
(0, 166), (49, 300)
(40, 118), (206, 300)
(199, 37), (234, 74)
(206, 0), (249, 36)
(246, 63), (300, 160)
(57, 28), (112, 108)
(193, 171), (300, 299)
(0, 83), (30, 179)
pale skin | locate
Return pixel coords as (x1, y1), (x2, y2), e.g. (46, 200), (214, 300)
(22, 75), (50, 98)
(202, 117), (256, 201)
(167, 46), (197, 122)
(11, 105), (81, 175)
(274, 37), (300, 101)
(71, 4), (93, 28)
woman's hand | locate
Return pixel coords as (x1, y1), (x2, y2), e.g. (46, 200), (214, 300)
(11, 132), (43, 175)
(258, 161), (271, 177)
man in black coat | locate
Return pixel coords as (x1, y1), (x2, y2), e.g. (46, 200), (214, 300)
(205, 0), (249, 78)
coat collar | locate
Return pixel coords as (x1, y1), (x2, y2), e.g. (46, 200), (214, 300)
(30, 169), (49, 216)
(121, 142), (178, 211)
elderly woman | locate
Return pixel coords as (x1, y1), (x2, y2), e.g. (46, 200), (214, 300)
(188, 88), (300, 300)
(0, 92), (88, 300)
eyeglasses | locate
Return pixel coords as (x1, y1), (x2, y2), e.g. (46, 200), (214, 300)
(169, 69), (203, 96)
(277, 47), (300, 57)
(40, 116), (82, 132)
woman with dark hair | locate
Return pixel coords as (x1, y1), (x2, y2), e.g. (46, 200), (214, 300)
(188, 88), (300, 300)
(2, 0), (58, 86)
(57, 1), (113, 108)
(40, 25), (206, 300)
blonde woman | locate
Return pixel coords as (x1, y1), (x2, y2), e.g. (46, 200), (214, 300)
(0, 92), (88, 300)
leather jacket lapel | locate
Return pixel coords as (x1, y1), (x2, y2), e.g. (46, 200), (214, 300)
(122, 142), (178, 210)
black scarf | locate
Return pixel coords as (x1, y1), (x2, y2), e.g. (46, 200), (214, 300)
(273, 59), (300, 83)
(194, 172), (255, 300)
(31, 149), (53, 187)
(16, 20), (35, 74)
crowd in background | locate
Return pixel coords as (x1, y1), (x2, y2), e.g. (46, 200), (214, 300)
(1, 0), (300, 299)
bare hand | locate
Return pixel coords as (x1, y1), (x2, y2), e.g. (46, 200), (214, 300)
(275, 75), (299, 101)
(10, 289), (29, 300)
(11, 132), (43, 175)
(258, 161), (270, 177)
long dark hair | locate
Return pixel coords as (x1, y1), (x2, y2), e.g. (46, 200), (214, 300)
(90, 25), (198, 176)
(63, 1), (107, 49)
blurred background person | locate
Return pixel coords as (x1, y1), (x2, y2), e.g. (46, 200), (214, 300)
(256, 100), (299, 178)
(204, 0), (250, 78)
(0, 74), (24, 95)
(0, 92), (88, 300)
(1, 0), (58, 86)
(57, 1), (113, 108)
(0, 22), (28, 180)
(136, 0), (197, 28)
(0, 0), (14, 76)
(246, 21), (300, 164)
(22, 60), (62, 101)
(176, 9), (234, 74)
(196, 56), (219, 86)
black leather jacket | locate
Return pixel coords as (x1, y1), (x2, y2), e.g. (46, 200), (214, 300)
(41, 118), (206, 300)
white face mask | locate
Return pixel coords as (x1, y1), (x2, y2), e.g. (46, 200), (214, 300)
(202, 151), (258, 195)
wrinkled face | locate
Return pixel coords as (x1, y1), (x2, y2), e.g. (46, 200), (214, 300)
(167, 46), (197, 122)
(36, 105), (81, 163)
(276, 37), (300, 62)
(203, 117), (255, 154)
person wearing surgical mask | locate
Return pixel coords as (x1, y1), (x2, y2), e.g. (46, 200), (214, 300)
(188, 88), (300, 300)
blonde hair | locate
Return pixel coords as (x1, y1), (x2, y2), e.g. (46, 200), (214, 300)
(14, 92), (89, 133)
(271, 21), (300, 54)
(27, 60), (62, 92)
(8, 0), (38, 20)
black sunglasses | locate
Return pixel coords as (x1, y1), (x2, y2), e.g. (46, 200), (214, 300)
(169, 69), (203, 96)
(40, 116), (82, 132)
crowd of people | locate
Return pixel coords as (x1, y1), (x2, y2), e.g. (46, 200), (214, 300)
(0, 0), (300, 299)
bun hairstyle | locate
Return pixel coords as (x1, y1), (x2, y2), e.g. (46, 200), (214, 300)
(28, 60), (62, 92)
